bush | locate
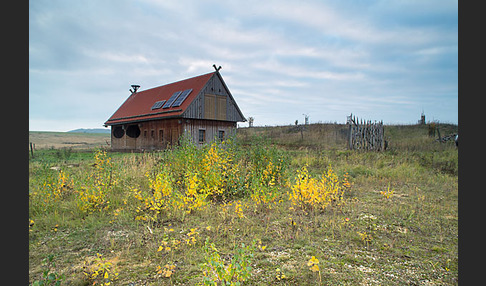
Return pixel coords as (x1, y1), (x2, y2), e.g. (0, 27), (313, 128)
(288, 165), (349, 214)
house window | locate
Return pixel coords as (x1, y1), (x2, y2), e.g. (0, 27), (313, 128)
(198, 129), (206, 143)
(151, 130), (155, 139)
(113, 126), (124, 138)
(159, 130), (164, 142)
(144, 130), (147, 138)
(126, 125), (141, 138)
(218, 130), (225, 142)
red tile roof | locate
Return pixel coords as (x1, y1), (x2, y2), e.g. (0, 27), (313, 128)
(104, 72), (215, 126)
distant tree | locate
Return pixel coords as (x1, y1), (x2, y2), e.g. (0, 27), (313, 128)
(248, 117), (254, 128)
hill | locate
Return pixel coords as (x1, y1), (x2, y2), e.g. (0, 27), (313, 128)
(67, 128), (111, 134)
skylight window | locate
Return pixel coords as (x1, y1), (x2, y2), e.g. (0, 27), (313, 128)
(151, 100), (166, 110)
(163, 91), (182, 108)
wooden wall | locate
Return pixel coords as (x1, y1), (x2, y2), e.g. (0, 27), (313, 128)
(183, 119), (236, 145)
(110, 118), (183, 151)
(110, 118), (236, 150)
(183, 73), (245, 122)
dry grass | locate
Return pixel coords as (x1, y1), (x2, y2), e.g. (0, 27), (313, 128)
(29, 131), (111, 150)
(28, 124), (458, 285)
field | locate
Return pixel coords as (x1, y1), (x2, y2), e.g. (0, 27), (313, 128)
(28, 123), (458, 285)
(29, 131), (111, 150)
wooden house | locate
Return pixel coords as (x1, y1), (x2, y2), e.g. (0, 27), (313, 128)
(104, 70), (245, 151)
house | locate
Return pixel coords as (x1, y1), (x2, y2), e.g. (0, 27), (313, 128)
(104, 69), (246, 151)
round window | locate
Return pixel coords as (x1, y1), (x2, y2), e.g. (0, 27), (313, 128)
(112, 126), (125, 138)
(126, 125), (141, 138)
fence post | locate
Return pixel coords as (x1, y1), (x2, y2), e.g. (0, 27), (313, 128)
(30, 142), (34, 158)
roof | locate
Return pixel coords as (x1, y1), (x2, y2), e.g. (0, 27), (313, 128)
(104, 72), (215, 126)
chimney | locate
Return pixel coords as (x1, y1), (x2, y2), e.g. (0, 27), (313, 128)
(130, 84), (140, 94)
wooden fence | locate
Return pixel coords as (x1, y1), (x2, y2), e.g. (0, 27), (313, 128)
(347, 113), (385, 151)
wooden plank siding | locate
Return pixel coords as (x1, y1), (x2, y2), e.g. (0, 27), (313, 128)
(110, 118), (183, 151)
(182, 119), (236, 145)
(182, 73), (244, 122)
(111, 118), (236, 150)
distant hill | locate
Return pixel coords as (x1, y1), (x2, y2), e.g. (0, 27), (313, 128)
(67, 128), (111, 134)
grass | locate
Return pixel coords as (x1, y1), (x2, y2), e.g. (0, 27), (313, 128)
(29, 131), (111, 150)
(29, 123), (458, 285)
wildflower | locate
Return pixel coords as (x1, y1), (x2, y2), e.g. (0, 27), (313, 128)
(162, 264), (176, 277)
(256, 239), (267, 251)
(307, 256), (322, 283)
(357, 231), (373, 243)
(276, 268), (286, 280)
(289, 217), (296, 226)
(307, 256), (320, 272)
(185, 228), (199, 246)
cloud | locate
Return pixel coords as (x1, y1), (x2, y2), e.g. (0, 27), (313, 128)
(250, 59), (365, 81)
(29, 0), (458, 131)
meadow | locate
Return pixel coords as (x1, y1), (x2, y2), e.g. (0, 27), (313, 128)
(28, 123), (458, 285)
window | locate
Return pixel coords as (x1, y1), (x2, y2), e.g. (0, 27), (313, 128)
(198, 129), (206, 143)
(151, 130), (155, 139)
(144, 130), (147, 138)
(204, 94), (226, 120)
(126, 125), (141, 138)
(159, 130), (164, 142)
(112, 126), (124, 138)
(218, 130), (225, 142)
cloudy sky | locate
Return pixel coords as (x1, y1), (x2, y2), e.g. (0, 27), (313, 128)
(29, 0), (458, 131)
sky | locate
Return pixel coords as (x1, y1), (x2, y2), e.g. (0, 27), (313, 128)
(29, 0), (458, 131)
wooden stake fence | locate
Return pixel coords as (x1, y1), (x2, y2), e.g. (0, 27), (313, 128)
(347, 113), (385, 151)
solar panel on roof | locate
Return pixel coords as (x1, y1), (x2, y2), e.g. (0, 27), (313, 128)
(171, 89), (193, 107)
(151, 100), (166, 110)
(163, 91), (182, 108)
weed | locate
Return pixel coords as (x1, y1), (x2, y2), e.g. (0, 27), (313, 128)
(31, 254), (64, 286)
(275, 267), (287, 281)
(201, 238), (255, 285)
(29, 219), (35, 232)
(288, 165), (347, 214)
(83, 253), (119, 286)
(133, 168), (174, 222)
(357, 231), (373, 247)
(77, 149), (118, 214)
(156, 263), (176, 278)
(380, 184), (394, 199)
(185, 227), (200, 246)
(307, 256), (322, 284)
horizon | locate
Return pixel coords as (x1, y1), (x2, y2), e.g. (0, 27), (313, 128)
(29, 119), (458, 133)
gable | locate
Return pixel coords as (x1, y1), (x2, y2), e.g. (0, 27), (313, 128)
(182, 72), (246, 122)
